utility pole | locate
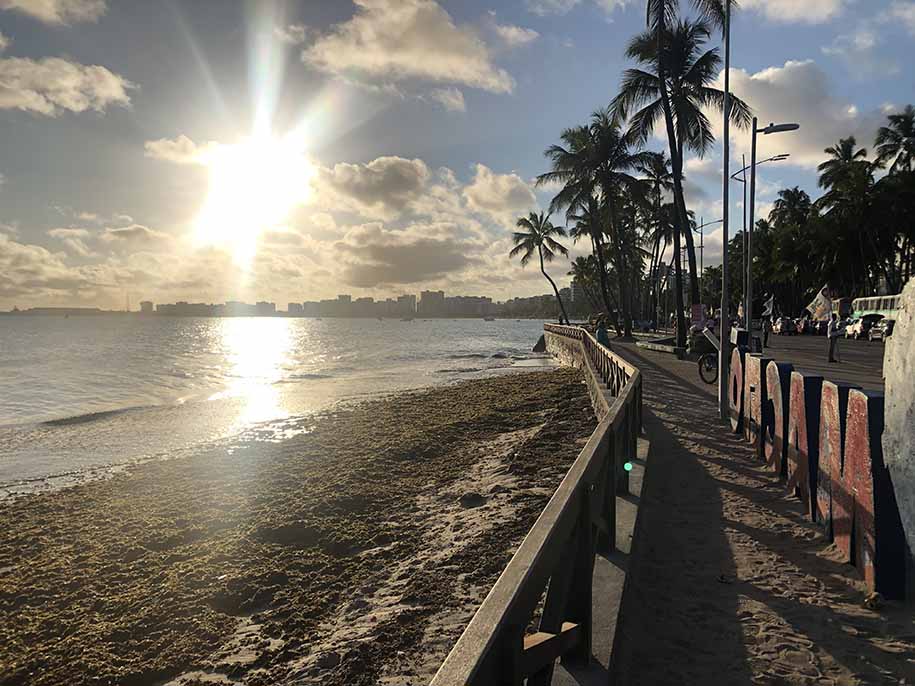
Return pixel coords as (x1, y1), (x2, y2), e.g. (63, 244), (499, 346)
(718, 0), (732, 421)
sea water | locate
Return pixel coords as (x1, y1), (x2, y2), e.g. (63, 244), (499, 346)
(0, 315), (553, 495)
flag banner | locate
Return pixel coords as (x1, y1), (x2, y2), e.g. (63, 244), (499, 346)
(806, 284), (832, 321)
(762, 294), (775, 317)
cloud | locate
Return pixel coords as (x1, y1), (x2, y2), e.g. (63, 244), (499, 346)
(884, 1), (915, 34)
(0, 31), (9, 52)
(144, 135), (218, 165)
(48, 227), (93, 256)
(493, 23), (539, 48)
(0, 0), (106, 24)
(722, 60), (887, 168)
(738, 0), (848, 23)
(463, 164), (537, 225)
(0, 56), (133, 116)
(302, 0), (514, 94)
(526, 0), (581, 15)
(99, 224), (171, 249)
(334, 222), (478, 287)
(274, 23), (308, 45)
(316, 156), (431, 219)
(821, 24), (900, 78)
(429, 86), (465, 112)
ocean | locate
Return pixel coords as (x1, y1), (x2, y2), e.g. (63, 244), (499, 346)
(0, 315), (553, 497)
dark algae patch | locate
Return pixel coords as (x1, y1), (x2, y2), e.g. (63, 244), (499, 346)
(0, 369), (595, 685)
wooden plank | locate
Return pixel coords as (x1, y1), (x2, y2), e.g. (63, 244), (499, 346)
(520, 623), (581, 678)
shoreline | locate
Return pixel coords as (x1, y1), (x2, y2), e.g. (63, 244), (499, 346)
(0, 357), (558, 502)
(0, 368), (595, 685)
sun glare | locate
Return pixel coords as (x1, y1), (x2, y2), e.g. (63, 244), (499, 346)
(194, 135), (313, 266)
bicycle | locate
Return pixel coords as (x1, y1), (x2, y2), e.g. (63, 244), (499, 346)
(698, 352), (718, 384)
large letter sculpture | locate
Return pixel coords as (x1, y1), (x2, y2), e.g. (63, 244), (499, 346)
(764, 361), (793, 478)
(844, 390), (906, 597)
(729, 346), (745, 433)
(818, 382), (858, 537)
(786, 371), (823, 520)
(744, 354), (772, 459)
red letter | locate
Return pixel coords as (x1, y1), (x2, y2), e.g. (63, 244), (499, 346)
(817, 382), (857, 536)
(786, 372), (822, 519)
(764, 361), (792, 477)
(744, 354), (771, 458)
(729, 346), (744, 433)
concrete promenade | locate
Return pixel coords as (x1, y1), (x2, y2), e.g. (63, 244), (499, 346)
(607, 342), (914, 685)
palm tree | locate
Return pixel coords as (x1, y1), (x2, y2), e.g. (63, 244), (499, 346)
(510, 211), (571, 324)
(769, 187), (812, 229)
(568, 255), (604, 313)
(612, 17), (751, 313)
(875, 105), (915, 174)
(817, 137), (869, 190)
(538, 110), (649, 336)
(636, 152), (673, 325)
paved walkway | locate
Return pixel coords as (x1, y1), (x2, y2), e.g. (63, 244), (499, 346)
(609, 343), (915, 685)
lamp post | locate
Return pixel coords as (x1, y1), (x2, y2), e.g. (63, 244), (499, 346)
(719, 0), (732, 421)
(730, 153), (789, 325)
(747, 120), (799, 334)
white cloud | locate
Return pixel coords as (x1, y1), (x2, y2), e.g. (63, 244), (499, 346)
(822, 24), (900, 78)
(722, 60), (887, 168)
(493, 23), (539, 48)
(526, 0), (581, 15)
(0, 0), (106, 24)
(302, 0), (514, 94)
(0, 31), (10, 53)
(274, 23), (308, 45)
(884, 1), (915, 34)
(429, 87), (466, 112)
(738, 0), (848, 23)
(143, 135), (218, 165)
(0, 56), (133, 116)
(48, 227), (93, 257)
(463, 164), (537, 225)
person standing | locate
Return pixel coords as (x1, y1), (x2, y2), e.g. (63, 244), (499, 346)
(762, 316), (772, 348)
(827, 313), (842, 362)
(596, 319), (611, 348)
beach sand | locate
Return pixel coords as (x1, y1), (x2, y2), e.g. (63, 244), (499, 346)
(0, 368), (595, 686)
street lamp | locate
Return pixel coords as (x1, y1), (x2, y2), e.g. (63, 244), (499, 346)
(746, 120), (799, 334)
(719, 0), (732, 422)
(730, 153), (790, 324)
(695, 216), (723, 275)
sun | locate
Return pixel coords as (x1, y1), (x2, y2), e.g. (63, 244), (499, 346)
(194, 135), (313, 266)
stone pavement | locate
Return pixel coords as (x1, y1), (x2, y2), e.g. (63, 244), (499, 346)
(605, 342), (915, 685)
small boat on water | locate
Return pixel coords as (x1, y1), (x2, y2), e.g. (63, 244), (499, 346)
(484, 316), (495, 321)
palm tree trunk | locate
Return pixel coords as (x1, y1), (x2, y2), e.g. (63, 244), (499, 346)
(672, 205), (687, 348)
(540, 246), (569, 324)
(592, 230), (616, 318)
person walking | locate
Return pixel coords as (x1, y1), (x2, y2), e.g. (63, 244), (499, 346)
(826, 313), (842, 363)
(596, 319), (611, 348)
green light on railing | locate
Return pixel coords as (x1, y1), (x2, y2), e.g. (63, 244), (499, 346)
(624, 462), (633, 472)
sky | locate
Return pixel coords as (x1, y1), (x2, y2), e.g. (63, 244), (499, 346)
(0, 0), (913, 309)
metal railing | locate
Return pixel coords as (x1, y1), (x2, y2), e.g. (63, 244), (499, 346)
(431, 325), (642, 685)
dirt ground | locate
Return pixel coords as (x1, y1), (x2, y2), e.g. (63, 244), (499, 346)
(0, 369), (596, 686)
(612, 343), (915, 686)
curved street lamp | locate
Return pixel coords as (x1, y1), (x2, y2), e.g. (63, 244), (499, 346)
(746, 120), (799, 332)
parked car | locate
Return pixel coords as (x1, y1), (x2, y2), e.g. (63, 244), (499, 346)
(868, 318), (895, 342)
(847, 314), (882, 340)
(773, 317), (796, 335)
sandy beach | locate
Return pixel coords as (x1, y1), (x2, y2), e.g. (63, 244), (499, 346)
(0, 369), (595, 686)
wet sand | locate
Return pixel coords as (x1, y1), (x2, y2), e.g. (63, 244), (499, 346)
(0, 369), (595, 685)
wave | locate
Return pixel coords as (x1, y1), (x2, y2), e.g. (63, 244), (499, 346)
(282, 373), (333, 381)
(42, 405), (151, 427)
(435, 368), (483, 374)
(448, 353), (488, 359)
